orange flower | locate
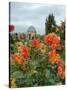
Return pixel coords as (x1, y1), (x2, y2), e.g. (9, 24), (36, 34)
(13, 53), (25, 64)
(57, 64), (65, 79)
(20, 45), (29, 58)
(44, 32), (60, 50)
(18, 60), (25, 64)
(32, 38), (40, 48)
(48, 50), (60, 64)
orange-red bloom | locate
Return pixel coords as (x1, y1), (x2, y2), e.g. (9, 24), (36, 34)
(57, 64), (65, 79)
(13, 53), (25, 64)
(44, 32), (60, 50)
(20, 45), (29, 58)
(32, 38), (40, 48)
(48, 50), (60, 64)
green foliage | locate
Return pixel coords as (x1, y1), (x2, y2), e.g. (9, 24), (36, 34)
(61, 50), (65, 60)
(10, 44), (18, 53)
(10, 46), (63, 87)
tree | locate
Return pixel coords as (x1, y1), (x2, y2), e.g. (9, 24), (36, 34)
(45, 14), (56, 34)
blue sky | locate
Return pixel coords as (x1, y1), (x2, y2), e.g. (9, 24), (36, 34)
(10, 2), (65, 35)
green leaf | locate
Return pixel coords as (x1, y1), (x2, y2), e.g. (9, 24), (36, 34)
(12, 71), (24, 79)
(48, 78), (55, 85)
(45, 69), (51, 79)
(61, 50), (65, 59)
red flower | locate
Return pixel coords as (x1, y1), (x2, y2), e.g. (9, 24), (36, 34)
(32, 38), (40, 48)
(9, 25), (15, 32)
(44, 34), (53, 45)
(51, 44), (58, 50)
(20, 45), (29, 58)
(44, 32), (60, 50)
(57, 64), (65, 79)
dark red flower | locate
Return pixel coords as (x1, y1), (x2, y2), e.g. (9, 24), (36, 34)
(9, 25), (15, 32)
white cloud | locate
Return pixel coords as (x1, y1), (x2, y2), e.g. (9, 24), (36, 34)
(10, 2), (65, 35)
(11, 21), (33, 27)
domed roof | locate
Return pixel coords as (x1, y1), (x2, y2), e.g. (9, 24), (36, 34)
(27, 26), (36, 32)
